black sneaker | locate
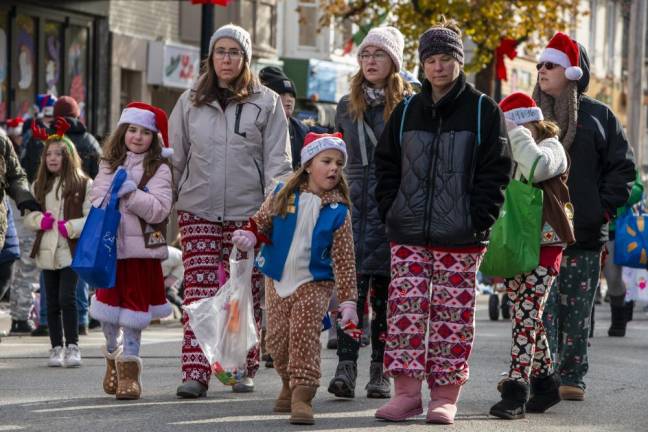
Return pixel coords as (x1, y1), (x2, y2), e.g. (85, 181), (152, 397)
(9, 320), (35, 335)
(327, 360), (356, 398)
(78, 325), (88, 336)
(89, 318), (101, 329)
(31, 325), (49, 336)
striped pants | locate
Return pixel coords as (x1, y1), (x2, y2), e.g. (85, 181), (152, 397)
(179, 212), (263, 387)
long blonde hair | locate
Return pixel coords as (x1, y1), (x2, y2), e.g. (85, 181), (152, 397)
(348, 68), (412, 122)
(272, 164), (351, 217)
(525, 120), (561, 142)
(33, 137), (87, 206)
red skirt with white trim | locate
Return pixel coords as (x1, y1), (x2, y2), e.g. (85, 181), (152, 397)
(90, 258), (172, 329)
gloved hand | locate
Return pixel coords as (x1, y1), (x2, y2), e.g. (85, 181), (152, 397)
(57, 220), (69, 238)
(40, 212), (55, 231)
(117, 180), (138, 198)
(338, 301), (359, 327)
(18, 199), (42, 214)
(231, 230), (257, 251)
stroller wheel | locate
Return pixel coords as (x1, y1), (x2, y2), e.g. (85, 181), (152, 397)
(501, 294), (512, 320)
(489, 294), (500, 321)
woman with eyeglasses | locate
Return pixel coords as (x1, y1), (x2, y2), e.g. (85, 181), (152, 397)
(373, 19), (512, 424)
(531, 33), (635, 402)
(327, 26), (412, 402)
(170, 24), (292, 398)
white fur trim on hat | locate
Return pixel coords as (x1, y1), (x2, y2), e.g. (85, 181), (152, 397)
(301, 137), (348, 167)
(118, 107), (159, 132)
(209, 24), (252, 62)
(539, 47), (582, 80)
(42, 106), (54, 117)
(161, 147), (174, 158)
(357, 26), (405, 71)
(7, 126), (22, 136)
(504, 107), (544, 125)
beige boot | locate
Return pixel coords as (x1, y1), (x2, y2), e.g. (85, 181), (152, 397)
(289, 385), (317, 425)
(273, 378), (292, 413)
(116, 355), (143, 400)
(101, 345), (123, 395)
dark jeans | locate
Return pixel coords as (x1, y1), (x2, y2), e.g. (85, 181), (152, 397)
(0, 260), (16, 301)
(44, 267), (79, 348)
(337, 274), (389, 364)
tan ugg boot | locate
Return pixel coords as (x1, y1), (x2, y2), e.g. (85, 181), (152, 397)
(289, 385), (317, 425)
(101, 345), (123, 395)
(273, 378), (292, 413)
(116, 355), (143, 400)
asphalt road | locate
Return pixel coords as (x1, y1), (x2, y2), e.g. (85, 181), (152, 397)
(1, 297), (647, 432)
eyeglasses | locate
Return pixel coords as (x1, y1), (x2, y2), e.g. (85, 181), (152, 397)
(213, 48), (244, 60)
(536, 62), (559, 71)
(359, 51), (389, 62)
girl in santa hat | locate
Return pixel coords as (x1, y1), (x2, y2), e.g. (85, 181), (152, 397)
(490, 92), (574, 420)
(89, 102), (173, 400)
(231, 132), (358, 426)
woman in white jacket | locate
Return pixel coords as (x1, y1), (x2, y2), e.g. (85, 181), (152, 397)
(490, 92), (574, 420)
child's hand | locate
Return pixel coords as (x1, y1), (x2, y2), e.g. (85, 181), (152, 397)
(57, 220), (69, 238)
(232, 230), (256, 251)
(338, 301), (359, 327)
(40, 212), (55, 231)
(117, 180), (138, 198)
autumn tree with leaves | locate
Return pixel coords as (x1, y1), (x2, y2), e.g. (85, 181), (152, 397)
(320, 0), (582, 95)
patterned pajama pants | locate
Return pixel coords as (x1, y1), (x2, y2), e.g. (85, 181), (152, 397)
(265, 280), (334, 388)
(383, 244), (484, 388)
(543, 249), (601, 389)
(179, 212), (263, 386)
(505, 266), (557, 383)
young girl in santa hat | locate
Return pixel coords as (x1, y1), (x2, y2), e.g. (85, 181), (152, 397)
(232, 132), (358, 426)
(89, 102), (173, 400)
(490, 92), (574, 420)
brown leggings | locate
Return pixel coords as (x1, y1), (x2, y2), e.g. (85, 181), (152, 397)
(265, 279), (334, 388)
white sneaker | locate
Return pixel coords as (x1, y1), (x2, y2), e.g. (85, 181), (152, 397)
(48, 346), (64, 367)
(232, 377), (254, 393)
(64, 344), (82, 367)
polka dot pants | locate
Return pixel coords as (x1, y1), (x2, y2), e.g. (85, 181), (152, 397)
(265, 279), (334, 388)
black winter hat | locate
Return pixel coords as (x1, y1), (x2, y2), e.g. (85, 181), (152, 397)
(259, 66), (297, 98)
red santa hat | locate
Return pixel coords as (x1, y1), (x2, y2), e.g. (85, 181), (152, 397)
(301, 132), (347, 167)
(538, 32), (583, 81)
(118, 102), (172, 158)
(499, 92), (544, 125)
(6, 117), (24, 136)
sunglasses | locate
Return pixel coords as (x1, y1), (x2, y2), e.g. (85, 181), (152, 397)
(536, 62), (559, 71)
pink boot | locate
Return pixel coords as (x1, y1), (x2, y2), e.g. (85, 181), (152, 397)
(375, 375), (423, 422)
(426, 383), (462, 424)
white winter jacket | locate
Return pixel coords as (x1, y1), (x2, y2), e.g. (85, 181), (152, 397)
(509, 126), (568, 182)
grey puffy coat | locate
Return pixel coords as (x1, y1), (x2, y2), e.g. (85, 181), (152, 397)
(336, 96), (389, 276)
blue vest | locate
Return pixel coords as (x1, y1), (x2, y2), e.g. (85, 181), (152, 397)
(256, 187), (348, 282)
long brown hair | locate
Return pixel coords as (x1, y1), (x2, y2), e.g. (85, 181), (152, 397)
(192, 47), (258, 107)
(525, 120), (561, 142)
(101, 123), (171, 178)
(272, 163), (351, 217)
(33, 137), (87, 206)
(348, 68), (412, 122)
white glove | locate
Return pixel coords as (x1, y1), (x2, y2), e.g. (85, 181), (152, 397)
(232, 230), (257, 251)
(117, 180), (138, 198)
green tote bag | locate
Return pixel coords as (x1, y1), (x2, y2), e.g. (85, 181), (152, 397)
(480, 157), (543, 278)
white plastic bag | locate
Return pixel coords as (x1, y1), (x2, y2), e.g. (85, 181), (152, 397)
(184, 247), (258, 385)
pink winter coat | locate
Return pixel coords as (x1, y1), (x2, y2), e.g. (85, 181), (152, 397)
(89, 152), (173, 260)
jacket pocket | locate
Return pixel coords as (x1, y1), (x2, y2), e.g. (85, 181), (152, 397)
(253, 158), (265, 196)
(177, 149), (193, 195)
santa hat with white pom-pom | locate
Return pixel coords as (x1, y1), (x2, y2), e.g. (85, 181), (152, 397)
(118, 102), (173, 158)
(538, 32), (583, 81)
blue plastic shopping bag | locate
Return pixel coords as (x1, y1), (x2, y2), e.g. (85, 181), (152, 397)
(614, 205), (648, 268)
(71, 169), (127, 288)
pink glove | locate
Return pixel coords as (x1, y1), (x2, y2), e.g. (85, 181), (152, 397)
(231, 230), (257, 251)
(57, 220), (69, 239)
(40, 212), (55, 231)
(338, 301), (359, 327)
(117, 180), (138, 198)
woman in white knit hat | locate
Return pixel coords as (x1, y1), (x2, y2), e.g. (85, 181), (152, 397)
(327, 26), (412, 401)
(170, 23), (292, 398)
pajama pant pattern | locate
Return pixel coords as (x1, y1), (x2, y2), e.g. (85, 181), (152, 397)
(383, 244), (484, 388)
(265, 280), (334, 388)
(505, 266), (557, 383)
(179, 212), (263, 386)
(543, 249), (601, 389)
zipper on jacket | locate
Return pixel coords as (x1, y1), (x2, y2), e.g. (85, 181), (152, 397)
(424, 117), (443, 245)
(448, 131), (455, 172)
(253, 159), (265, 197)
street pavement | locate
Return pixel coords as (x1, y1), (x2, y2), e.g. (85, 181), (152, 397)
(1, 296), (647, 432)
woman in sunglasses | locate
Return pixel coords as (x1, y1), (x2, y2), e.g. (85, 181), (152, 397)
(532, 32), (635, 402)
(170, 24), (292, 398)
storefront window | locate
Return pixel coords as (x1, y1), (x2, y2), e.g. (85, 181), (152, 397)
(14, 15), (36, 118)
(66, 25), (88, 123)
(0, 9), (8, 122)
(44, 21), (63, 97)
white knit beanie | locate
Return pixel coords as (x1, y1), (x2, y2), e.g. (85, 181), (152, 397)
(209, 24), (252, 62)
(357, 26), (404, 71)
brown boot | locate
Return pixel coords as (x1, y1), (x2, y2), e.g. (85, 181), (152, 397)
(289, 385), (317, 425)
(116, 355), (142, 400)
(101, 345), (123, 395)
(273, 378), (292, 413)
